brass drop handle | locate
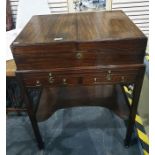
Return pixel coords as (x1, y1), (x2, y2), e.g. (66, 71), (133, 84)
(49, 76), (54, 84)
(36, 80), (41, 86)
(62, 78), (67, 85)
(76, 52), (83, 59)
(106, 70), (111, 81)
(48, 72), (54, 84)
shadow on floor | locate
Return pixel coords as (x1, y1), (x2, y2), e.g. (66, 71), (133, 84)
(6, 107), (143, 155)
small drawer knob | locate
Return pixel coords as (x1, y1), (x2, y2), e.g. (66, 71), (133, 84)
(62, 78), (67, 85)
(76, 52), (83, 59)
(36, 80), (41, 86)
(49, 72), (52, 77)
(108, 70), (111, 74)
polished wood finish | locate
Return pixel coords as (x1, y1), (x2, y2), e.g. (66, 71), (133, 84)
(16, 73), (44, 149)
(12, 11), (144, 44)
(11, 11), (147, 70)
(11, 11), (147, 149)
(19, 65), (143, 87)
(124, 68), (145, 146)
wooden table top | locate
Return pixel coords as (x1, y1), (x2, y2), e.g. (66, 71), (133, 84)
(8, 11), (146, 75)
(11, 10), (145, 47)
(6, 59), (16, 77)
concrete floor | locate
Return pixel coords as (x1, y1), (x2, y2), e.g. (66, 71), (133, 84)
(138, 74), (149, 136)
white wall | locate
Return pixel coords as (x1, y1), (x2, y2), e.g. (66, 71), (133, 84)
(9, 0), (69, 26)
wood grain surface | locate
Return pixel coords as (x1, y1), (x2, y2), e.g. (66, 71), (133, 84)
(11, 11), (147, 70)
(12, 10), (145, 45)
(9, 11), (147, 148)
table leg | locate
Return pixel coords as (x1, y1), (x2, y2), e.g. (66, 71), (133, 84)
(124, 69), (145, 147)
(27, 104), (44, 149)
(16, 74), (44, 149)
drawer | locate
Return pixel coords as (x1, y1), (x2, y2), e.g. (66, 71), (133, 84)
(14, 50), (144, 70)
(21, 68), (138, 87)
(83, 74), (136, 85)
(22, 72), (79, 87)
(12, 39), (147, 70)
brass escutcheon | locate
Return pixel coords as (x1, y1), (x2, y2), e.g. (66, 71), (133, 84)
(76, 52), (83, 59)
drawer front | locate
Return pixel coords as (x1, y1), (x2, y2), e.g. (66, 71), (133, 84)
(14, 51), (98, 70)
(22, 72), (79, 87)
(14, 50), (144, 70)
(21, 69), (138, 87)
(12, 38), (147, 70)
(83, 74), (136, 85)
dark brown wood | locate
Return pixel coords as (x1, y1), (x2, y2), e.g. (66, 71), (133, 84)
(10, 11), (147, 148)
(11, 39), (146, 70)
(11, 11), (147, 70)
(16, 74), (44, 149)
(124, 67), (145, 147)
(18, 65), (142, 87)
(11, 11), (145, 43)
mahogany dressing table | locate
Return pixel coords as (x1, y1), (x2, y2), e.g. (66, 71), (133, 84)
(10, 11), (147, 149)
